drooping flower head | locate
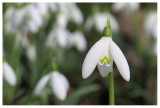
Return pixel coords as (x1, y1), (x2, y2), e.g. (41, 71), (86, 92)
(34, 71), (69, 101)
(3, 59), (17, 86)
(82, 15), (130, 81)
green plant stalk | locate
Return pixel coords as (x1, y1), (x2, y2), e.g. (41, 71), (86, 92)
(109, 68), (115, 105)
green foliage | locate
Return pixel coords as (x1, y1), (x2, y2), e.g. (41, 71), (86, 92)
(3, 3), (157, 105)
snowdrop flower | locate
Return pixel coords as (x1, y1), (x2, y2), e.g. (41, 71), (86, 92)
(85, 13), (119, 33)
(56, 12), (68, 28)
(34, 71), (69, 101)
(69, 31), (87, 52)
(45, 28), (71, 48)
(68, 3), (84, 25)
(3, 61), (17, 86)
(58, 3), (83, 26)
(5, 6), (27, 33)
(112, 3), (140, 13)
(82, 16), (130, 81)
(144, 11), (157, 56)
(144, 11), (157, 39)
(27, 4), (43, 33)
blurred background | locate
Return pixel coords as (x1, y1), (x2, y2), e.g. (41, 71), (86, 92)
(3, 3), (157, 105)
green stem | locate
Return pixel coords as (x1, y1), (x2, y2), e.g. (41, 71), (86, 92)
(109, 69), (115, 105)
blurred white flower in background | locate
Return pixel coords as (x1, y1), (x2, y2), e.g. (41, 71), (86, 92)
(45, 28), (71, 48)
(144, 11), (157, 56)
(85, 13), (119, 33)
(34, 71), (69, 101)
(112, 3), (140, 13)
(144, 11), (157, 39)
(68, 3), (83, 25)
(4, 3), (49, 34)
(69, 31), (87, 52)
(4, 3), (86, 54)
(58, 3), (83, 26)
(3, 61), (17, 86)
(27, 4), (43, 33)
(56, 12), (68, 28)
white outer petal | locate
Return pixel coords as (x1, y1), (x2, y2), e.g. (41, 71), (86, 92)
(50, 72), (69, 101)
(55, 72), (69, 90)
(97, 60), (113, 77)
(110, 40), (130, 81)
(56, 28), (70, 48)
(82, 38), (104, 79)
(3, 62), (16, 86)
(34, 73), (51, 95)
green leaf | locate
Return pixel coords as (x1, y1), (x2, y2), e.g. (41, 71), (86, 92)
(63, 84), (100, 105)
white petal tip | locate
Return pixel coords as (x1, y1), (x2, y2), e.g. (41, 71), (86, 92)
(82, 72), (89, 79)
(122, 73), (130, 82)
(110, 40), (130, 82)
(125, 76), (130, 82)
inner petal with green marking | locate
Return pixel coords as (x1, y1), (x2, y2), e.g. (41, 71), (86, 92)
(100, 56), (110, 65)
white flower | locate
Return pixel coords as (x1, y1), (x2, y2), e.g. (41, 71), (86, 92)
(68, 3), (83, 25)
(3, 62), (17, 86)
(112, 3), (140, 13)
(69, 31), (87, 52)
(45, 28), (71, 48)
(82, 16), (130, 81)
(34, 71), (69, 101)
(85, 13), (119, 33)
(56, 13), (68, 28)
(144, 11), (157, 39)
(57, 3), (83, 26)
(27, 4), (43, 33)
